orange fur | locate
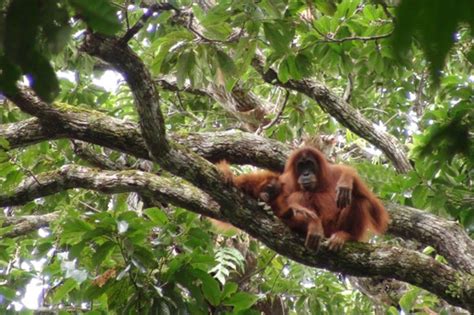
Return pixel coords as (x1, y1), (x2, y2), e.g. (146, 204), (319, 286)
(216, 161), (281, 201)
(276, 147), (389, 249)
(212, 161), (281, 232)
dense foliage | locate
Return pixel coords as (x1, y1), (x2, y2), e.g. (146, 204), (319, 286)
(0, 0), (472, 314)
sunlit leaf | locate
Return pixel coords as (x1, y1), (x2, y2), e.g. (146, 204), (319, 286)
(399, 287), (420, 312)
(52, 278), (77, 303)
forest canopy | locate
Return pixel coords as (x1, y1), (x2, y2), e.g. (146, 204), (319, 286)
(0, 0), (473, 314)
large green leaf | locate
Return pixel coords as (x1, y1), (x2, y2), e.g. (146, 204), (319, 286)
(52, 278), (77, 303)
(4, 0), (40, 62)
(223, 291), (259, 312)
(69, 0), (121, 36)
(192, 269), (221, 306)
(176, 50), (196, 88)
(3, 0), (59, 101)
(263, 20), (294, 54)
(393, 0), (474, 83)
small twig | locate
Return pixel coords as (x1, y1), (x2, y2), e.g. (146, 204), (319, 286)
(124, 0), (130, 30)
(375, 0), (394, 19)
(119, 3), (177, 45)
(270, 263), (287, 293)
(413, 73), (426, 116)
(185, 10), (244, 44)
(71, 140), (120, 170)
(8, 153), (43, 186)
(317, 32), (392, 44)
(257, 90), (290, 134)
(175, 91), (203, 123)
(238, 252), (277, 285)
(343, 73), (353, 103)
(78, 200), (101, 213)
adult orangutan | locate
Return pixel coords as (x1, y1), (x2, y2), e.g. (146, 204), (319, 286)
(277, 146), (389, 250)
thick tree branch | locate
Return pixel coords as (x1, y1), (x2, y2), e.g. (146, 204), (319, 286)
(81, 32), (248, 211)
(0, 118), (64, 148)
(157, 76), (272, 131)
(1, 212), (60, 238)
(167, 6), (412, 173)
(317, 32), (393, 44)
(2, 93), (287, 170)
(252, 57), (413, 173)
(0, 165), (472, 310)
(387, 203), (474, 274)
(1, 107), (472, 274)
(0, 165), (221, 220)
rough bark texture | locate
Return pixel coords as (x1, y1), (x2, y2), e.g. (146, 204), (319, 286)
(0, 165), (221, 220)
(157, 76), (272, 131)
(1, 212), (60, 238)
(0, 165), (473, 310)
(3, 90), (473, 279)
(1, 30), (472, 311)
(2, 95), (287, 171)
(252, 57), (412, 173)
(387, 203), (474, 274)
(167, 6), (412, 173)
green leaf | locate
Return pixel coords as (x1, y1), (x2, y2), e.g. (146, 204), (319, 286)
(52, 278), (77, 303)
(60, 219), (94, 244)
(295, 53), (312, 77)
(193, 269), (221, 306)
(151, 31), (192, 74)
(203, 24), (233, 41)
(392, 0), (474, 84)
(0, 286), (16, 301)
(461, 209), (474, 233)
(412, 185), (429, 208)
(314, 0), (337, 16)
(144, 207), (169, 226)
(201, 276), (221, 306)
(399, 287), (420, 313)
(132, 245), (157, 268)
(194, 2), (231, 27)
(215, 50), (238, 79)
(223, 292), (258, 312)
(176, 50), (196, 88)
(286, 54), (302, 80)
(277, 59), (290, 83)
(0, 137), (10, 150)
(69, 0), (121, 36)
(258, 0), (286, 18)
(221, 282), (238, 300)
(92, 241), (115, 266)
(263, 20), (294, 53)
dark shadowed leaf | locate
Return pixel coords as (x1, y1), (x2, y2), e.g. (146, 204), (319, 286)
(24, 53), (60, 102)
(69, 0), (121, 36)
(4, 0), (40, 62)
(392, 0), (474, 84)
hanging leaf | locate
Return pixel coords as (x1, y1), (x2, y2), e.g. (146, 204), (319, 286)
(69, 0), (121, 36)
(392, 0), (474, 84)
